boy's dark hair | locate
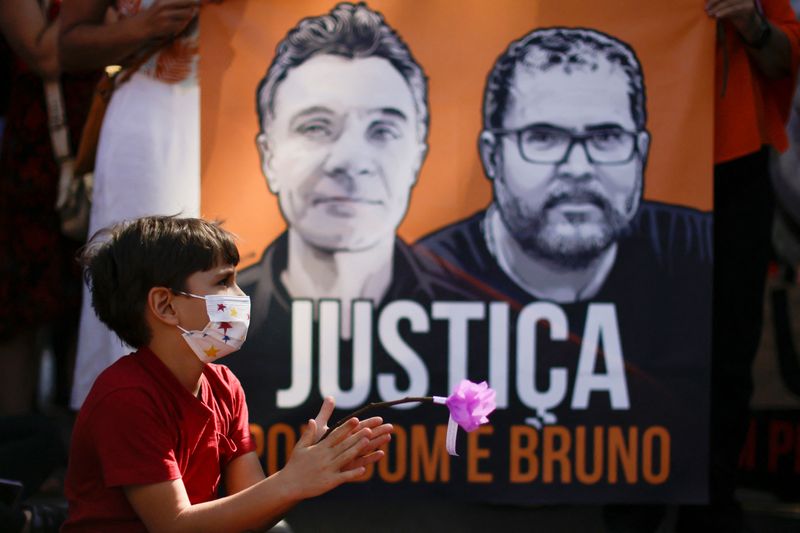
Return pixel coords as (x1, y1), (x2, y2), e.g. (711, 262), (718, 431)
(81, 216), (240, 348)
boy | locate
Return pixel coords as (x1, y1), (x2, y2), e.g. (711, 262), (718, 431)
(62, 216), (392, 532)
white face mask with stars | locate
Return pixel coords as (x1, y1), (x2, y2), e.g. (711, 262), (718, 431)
(176, 292), (251, 363)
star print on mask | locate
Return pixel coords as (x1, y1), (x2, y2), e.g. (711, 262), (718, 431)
(177, 293), (250, 364)
(218, 321), (233, 343)
(204, 345), (220, 358)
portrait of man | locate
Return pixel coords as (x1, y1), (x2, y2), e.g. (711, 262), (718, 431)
(239, 2), (463, 336)
(414, 27), (712, 484)
(226, 2), (464, 436)
(417, 27), (713, 305)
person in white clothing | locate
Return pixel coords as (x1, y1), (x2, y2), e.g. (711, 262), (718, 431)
(60, 0), (206, 408)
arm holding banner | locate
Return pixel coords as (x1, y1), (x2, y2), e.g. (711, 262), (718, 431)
(59, 0), (199, 71)
(0, 0), (60, 79)
(706, 0), (800, 78)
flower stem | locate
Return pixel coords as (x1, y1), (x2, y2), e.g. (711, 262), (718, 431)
(320, 396), (434, 440)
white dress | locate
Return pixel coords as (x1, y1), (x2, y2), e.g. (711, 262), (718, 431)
(70, 70), (200, 408)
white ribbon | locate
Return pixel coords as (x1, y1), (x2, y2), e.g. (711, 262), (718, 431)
(445, 416), (459, 456)
(432, 396), (460, 456)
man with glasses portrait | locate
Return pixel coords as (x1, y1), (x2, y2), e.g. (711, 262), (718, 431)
(418, 26), (712, 307)
(416, 29), (712, 499)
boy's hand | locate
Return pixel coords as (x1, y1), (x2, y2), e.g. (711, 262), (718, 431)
(342, 416), (392, 471)
(310, 398), (393, 470)
(278, 398), (393, 501)
(279, 417), (370, 500)
(311, 396), (336, 443)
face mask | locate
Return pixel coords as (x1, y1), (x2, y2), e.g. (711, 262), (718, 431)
(175, 292), (251, 363)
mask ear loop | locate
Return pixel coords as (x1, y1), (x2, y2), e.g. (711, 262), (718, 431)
(172, 289), (206, 301)
(171, 289), (208, 336)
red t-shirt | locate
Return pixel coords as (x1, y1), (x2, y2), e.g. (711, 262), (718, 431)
(62, 347), (255, 532)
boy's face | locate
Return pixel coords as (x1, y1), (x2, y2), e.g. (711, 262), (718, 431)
(175, 263), (245, 331)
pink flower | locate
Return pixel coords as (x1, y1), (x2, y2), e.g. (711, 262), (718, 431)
(321, 382), (496, 454)
(445, 380), (496, 432)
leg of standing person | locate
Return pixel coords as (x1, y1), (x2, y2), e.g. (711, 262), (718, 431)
(0, 415), (66, 500)
(0, 329), (39, 415)
(0, 415), (69, 533)
(677, 147), (773, 532)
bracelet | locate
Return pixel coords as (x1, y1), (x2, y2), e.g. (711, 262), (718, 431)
(745, 15), (772, 49)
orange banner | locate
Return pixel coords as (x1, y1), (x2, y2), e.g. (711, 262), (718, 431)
(200, 0), (713, 503)
(201, 0), (713, 267)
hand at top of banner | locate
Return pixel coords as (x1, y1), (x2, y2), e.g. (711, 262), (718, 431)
(136, 0), (199, 41)
(705, 0), (762, 39)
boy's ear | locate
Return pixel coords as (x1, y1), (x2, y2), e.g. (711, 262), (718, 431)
(147, 287), (180, 326)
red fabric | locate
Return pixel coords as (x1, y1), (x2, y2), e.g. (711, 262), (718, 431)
(62, 347), (255, 532)
(0, 1), (98, 340)
(715, 0), (800, 163)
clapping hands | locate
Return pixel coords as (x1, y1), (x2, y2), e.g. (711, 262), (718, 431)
(278, 397), (393, 501)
